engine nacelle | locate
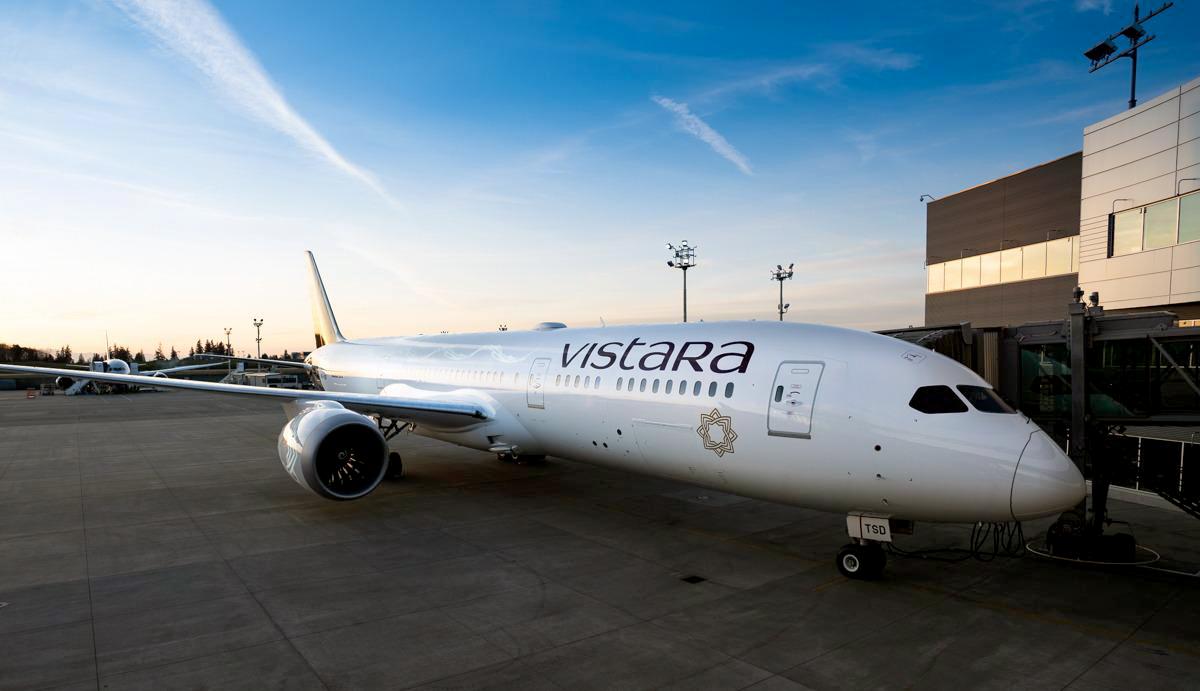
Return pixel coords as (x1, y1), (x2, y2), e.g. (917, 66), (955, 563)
(55, 376), (75, 389)
(277, 401), (389, 500)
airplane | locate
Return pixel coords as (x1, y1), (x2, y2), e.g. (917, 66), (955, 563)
(53, 358), (224, 394)
(0, 252), (1086, 579)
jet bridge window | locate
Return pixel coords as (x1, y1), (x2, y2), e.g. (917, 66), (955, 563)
(956, 385), (1015, 414)
(909, 386), (968, 414)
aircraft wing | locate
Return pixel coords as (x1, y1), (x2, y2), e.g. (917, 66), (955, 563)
(0, 364), (491, 426)
(193, 353), (312, 370)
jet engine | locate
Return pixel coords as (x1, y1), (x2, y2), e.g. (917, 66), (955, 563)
(277, 401), (389, 500)
(55, 376), (75, 390)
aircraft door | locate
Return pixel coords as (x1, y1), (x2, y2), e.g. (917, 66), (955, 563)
(527, 358), (550, 409)
(768, 361), (824, 438)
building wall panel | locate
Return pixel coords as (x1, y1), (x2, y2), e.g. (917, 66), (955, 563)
(926, 153), (1080, 263)
(1081, 149), (1177, 199)
(925, 275), (1078, 327)
(1081, 124), (1178, 178)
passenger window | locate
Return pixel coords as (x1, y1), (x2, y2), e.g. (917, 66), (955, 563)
(627, 378), (635, 392)
(574, 375), (581, 388)
(909, 386), (968, 414)
(708, 382), (717, 397)
(774, 385), (783, 402)
(617, 377), (623, 390)
(555, 375), (561, 386)
(957, 385), (1016, 413)
(724, 382), (734, 398)
(665, 380), (673, 394)
(652, 379), (660, 393)
(594, 377), (601, 389)
(639, 378), (647, 392)
(585, 376), (591, 388)
(693, 381), (702, 396)
(679, 380), (687, 395)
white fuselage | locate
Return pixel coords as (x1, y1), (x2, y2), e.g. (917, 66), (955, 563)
(304, 321), (1083, 524)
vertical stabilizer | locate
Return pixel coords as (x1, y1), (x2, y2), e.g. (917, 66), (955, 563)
(306, 251), (346, 347)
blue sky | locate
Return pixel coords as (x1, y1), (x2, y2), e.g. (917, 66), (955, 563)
(2, 0), (1199, 356)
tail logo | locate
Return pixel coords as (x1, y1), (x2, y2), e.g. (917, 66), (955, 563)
(697, 408), (738, 458)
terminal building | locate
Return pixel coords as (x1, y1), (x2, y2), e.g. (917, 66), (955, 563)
(912, 75), (1200, 516)
(925, 75), (1200, 327)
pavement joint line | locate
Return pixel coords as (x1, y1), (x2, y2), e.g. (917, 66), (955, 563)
(75, 404), (102, 691)
(1063, 584), (1188, 688)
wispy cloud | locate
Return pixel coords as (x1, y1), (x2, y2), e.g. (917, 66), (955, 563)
(111, 0), (398, 206)
(651, 96), (752, 175)
(1024, 102), (1113, 126)
(1075, 0), (1114, 14)
(695, 43), (918, 102)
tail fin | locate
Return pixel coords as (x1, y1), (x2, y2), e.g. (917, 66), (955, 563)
(306, 251), (346, 347)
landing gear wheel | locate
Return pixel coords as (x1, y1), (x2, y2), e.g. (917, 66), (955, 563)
(836, 543), (885, 580)
(385, 452), (404, 480)
(497, 452), (517, 463)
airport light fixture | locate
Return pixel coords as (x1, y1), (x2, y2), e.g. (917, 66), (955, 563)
(223, 327), (232, 373)
(252, 318), (264, 371)
(666, 241), (697, 323)
(770, 263), (794, 322)
(1083, 2), (1173, 110)
(919, 194), (937, 202)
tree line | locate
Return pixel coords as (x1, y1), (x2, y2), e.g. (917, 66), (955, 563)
(1, 339), (301, 364)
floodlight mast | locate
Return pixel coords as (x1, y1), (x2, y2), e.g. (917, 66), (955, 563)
(771, 263), (795, 322)
(1083, 2), (1173, 110)
(252, 318), (264, 372)
(666, 241), (697, 322)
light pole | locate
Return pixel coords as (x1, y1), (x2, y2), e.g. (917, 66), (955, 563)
(666, 241), (696, 322)
(770, 263), (794, 321)
(252, 318), (263, 372)
(1083, 2), (1173, 110)
(223, 327), (232, 374)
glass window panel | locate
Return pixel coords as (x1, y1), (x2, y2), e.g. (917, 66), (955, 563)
(961, 256), (981, 289)
(1023, 243), (1046, 280)
(1046, 237), (1072, 275)
(927, 263), (944, 293)
(980, 252), (1001, 286)
(1000, 248), (1022, 282)
(943, 259), (961, 290)
(1112, 209), (1143, 256)
(1180, 192), (1200, 244)
(1143, 199), (1178, 249)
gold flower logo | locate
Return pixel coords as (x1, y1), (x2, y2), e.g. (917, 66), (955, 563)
(697, 408), (738, 457)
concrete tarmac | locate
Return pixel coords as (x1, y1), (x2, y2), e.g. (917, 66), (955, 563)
(0, 389), (1198, 690)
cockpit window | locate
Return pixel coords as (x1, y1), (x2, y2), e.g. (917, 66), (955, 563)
(957, 385), (1015, 414)
(909, 386), (968, 414)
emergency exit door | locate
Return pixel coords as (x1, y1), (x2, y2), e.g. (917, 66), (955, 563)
(527, 358), (550, 409)
(768, 361), (824, 438)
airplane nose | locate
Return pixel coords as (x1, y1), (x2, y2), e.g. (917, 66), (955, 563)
(1010, 430), (1086, 521)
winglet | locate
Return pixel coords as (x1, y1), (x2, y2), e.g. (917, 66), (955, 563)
(306, 251), (346, 347)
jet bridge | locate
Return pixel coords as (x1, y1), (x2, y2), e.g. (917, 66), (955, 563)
(881, 295), (1200, 560)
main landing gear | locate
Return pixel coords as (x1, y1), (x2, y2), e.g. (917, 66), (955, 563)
(372, 417), (410, 482)
(385, 451), (404, 480)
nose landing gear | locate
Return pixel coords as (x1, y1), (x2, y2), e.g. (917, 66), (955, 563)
(836, 542), (887, 579)
(838, 512), (899, 579)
